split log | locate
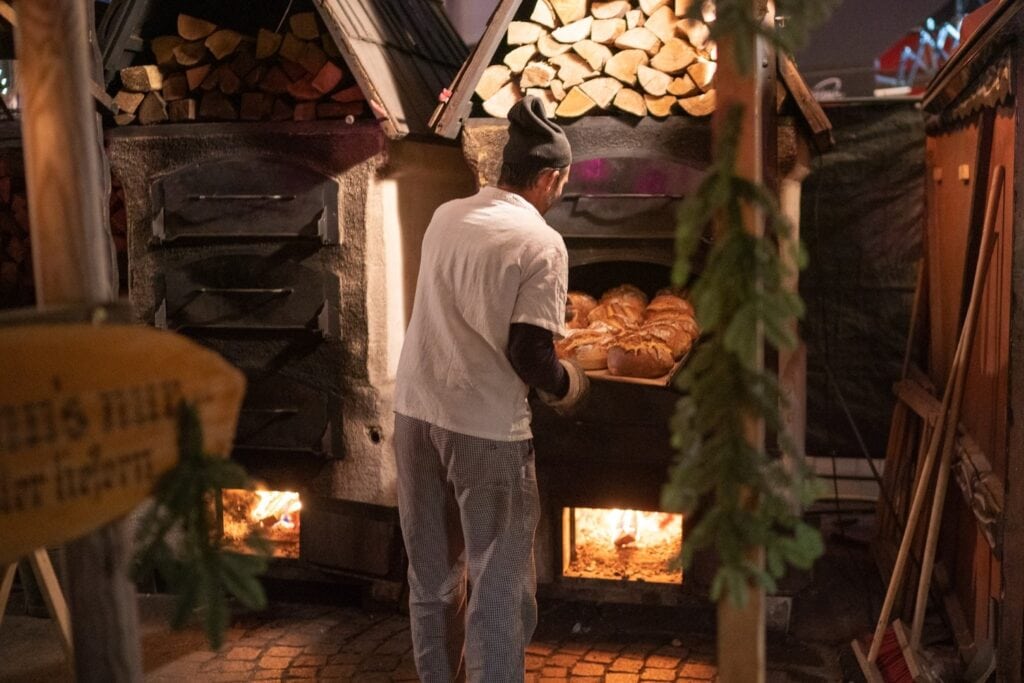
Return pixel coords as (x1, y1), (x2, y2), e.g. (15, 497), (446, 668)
(476, 64), (512, 101)
(645, 5), (678, 43)
(572, 40), (612, 70)
(298, 42), (327, 75)
(322, 34), (342, 59)
(612, 87), (646, 115)
(119, 65), (162, 92)
(549, 52), (598, 87)
(279, 59), (307, 82)
(317, 101), (364, 119)
(311, 60), (344, 93)
(675, 0), (694, 15)
(644, 93), (675, 117)
(554, 86), (596, 117)
(271, 98), (294, 121)
(552, 17), (593, 44)
(137, 92), (168, 124)
(640, 0), (670, 15)
(508, 21), (545, 45)
(687, 58), (716, 91)
(259, 66), (291, 95)
(667, 73), (699, 96)
(538, 33), (572, 57)
(678, 89), (715, 116)
(244, 64), (265, 89)
(482, 81), (523, 118)
(604, 48), (649, 85)
(185, 64), (211, 91)
(579, 76), (622, 108)
(503, 44), (538, 73)
(625, 9), (645, 29)
(677, 18), (709, 50)
(229, 49), (258, 78)
(161, 72), (189, 101)
(521, 61), (557, 88)
(287, 77), (322, 101)
(550, 0), (587, 24)
(173, 40), (207, 67)
(550, 79), (566, 100)
(331, 84), (366, 103)
(525, 87), (558, 118)
(150, 36), (183, 67)
(113, 112), (135, 126)
(293, 102), (317, 121)
(615, 27), (660, 55)
(199, 91), (238, 120)
(178, 14), (217, 41)
(289, 12), (320, 41)
(215, 65), (242, 95)
(256, 29), (283, 59)
(167, 98), (197, 122)
(205, 29), (245, 60)
(112, 91), (145, 116)
(200, 67), (220, 91)
(591, 0), (631, 19)
(240, 92), (274, 120)
(530, 0), (557, 29)
(650, 37), (697, 73)
(591, 18), (626, 45)
(279, 33), (308, 65)
(637, 64), (671, 96)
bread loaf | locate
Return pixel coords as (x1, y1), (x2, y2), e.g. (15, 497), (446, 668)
(601, 283), (648, 310)
(556, 329), (616, 370)
(642, 319), (693, 359)
(566, 291), (598, 329)
(645, 293), (694, 319)
(588, 300), (643, 327)
(606, 333), (675, 378)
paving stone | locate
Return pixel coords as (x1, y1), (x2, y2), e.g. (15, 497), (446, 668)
(678, 661), (717, 679)
(301, 641), (341, 656)
(258, 656), (292, 670)
(647, 654), (682, 668)
(252, 670), (282, 680)
(641, 667), (678, 680)
(525, 654), (546, 670)
(527, 642), (556, 656)
(283, 666), (318, 679)
(290, 654), (327, 667)
(611, 656), (645, 673)
(266, 645), (302, 658)
(180, 650), (219, 663)
(572, 677), (601, 683)
(358, 653), (400, 671)
(572, 661), (606, 676)
(607, 673), (641, 683)
(548, 653), (580, 667)
(560, 641), (590, 655)
(218, 660), (256, 673)
(319, 663), (357, 677)
(541, 665), (568, 676)
(525, 674), (539, 683)
(225, 646), (262, 660)
(538, 677), (569, 683)
(584, 648), (616, 663)
(327, 652), (363, 665)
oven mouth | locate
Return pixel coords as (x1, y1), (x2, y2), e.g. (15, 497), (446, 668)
(220, 488), (302, 559)
(562, 506), (684, 585)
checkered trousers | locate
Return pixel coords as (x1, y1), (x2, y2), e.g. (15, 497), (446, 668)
(393, 413), (541, 683)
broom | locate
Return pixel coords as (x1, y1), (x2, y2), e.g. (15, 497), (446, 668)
(853, 165), (1004, 682)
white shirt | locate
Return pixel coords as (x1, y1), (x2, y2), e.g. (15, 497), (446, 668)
(394, 186), (568, 441)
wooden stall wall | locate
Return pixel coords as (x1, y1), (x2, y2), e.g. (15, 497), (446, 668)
(925, 103), (1014, 651)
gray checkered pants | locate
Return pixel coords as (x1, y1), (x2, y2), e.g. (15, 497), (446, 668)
(393, 413), (541, 683)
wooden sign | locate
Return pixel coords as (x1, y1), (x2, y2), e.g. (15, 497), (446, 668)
(0, 324), (246, 565)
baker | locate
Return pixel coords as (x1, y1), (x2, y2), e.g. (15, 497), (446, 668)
(393, 95), (589, 682)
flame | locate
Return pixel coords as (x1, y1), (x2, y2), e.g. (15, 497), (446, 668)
(252, 490), (302, 530)
(565, 507), (684, 584)
(220, 488), (302, 558)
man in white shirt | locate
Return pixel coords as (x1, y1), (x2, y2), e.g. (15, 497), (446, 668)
(393, 96), (588, 682)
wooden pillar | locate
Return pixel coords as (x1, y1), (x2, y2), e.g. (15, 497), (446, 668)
(713, 2), (769, 681)
(14, 1), (140, 681)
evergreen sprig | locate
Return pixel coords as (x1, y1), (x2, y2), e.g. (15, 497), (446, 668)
(662, 105), (824, 606)
(134, 403), (269, 650)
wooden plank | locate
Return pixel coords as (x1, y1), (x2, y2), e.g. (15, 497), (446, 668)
(777, 54), (833, 153)
(27, 548), (73, 657)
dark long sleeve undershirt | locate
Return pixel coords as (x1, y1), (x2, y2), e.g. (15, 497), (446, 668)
(508, 323), (570, 398)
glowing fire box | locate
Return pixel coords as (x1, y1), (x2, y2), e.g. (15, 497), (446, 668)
(220, 489), (302, 559)
(562, 507), (684, 584)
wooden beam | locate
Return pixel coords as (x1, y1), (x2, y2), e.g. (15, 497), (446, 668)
(714, 2), (769, 682)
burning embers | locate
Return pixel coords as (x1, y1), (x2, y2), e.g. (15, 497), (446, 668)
(563, 507), (683, 584)
(221, 488), (301, 558)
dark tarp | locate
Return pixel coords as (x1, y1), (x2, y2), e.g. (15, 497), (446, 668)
(800, 100), (925, 461)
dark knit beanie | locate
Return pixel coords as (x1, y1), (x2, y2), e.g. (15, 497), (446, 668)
(502, 95), (572, 168)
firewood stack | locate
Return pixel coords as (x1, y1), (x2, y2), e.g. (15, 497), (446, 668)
(112, 12), (367, 125)
(477, 0), (717, 120)
(0, 156), (34, 308)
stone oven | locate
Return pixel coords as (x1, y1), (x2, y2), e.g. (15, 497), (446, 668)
(430, 0), (834, 603)
(99, 0), (475, 588)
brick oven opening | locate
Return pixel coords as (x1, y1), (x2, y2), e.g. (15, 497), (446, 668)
(220, 488), (302, 559)
(562, 507), (684, 584)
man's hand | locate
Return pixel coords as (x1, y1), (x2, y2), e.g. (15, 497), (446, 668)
(537, 359), (590, 416)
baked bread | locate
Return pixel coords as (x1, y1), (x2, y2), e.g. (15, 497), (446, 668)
(645, 293), (695, 319)
(642, 320), (694, 359)
(588, 301), (644, 327)
(601, 284), (648, 310)
(606, 333), (675, 378)
(555, 329), (616, 370)
(566, 291), (598, 329)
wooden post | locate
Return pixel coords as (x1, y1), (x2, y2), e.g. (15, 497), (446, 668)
(713, 2), (769, 681)
(14, 1), (140, 681)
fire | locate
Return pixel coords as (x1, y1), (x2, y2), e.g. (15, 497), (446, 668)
(221, 488), (301, 558)
(564, 507), (683, 584)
